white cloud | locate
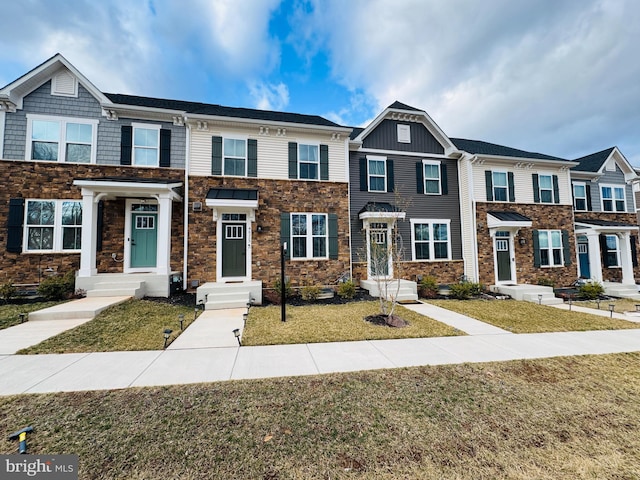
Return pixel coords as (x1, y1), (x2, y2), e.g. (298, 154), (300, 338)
(248, 81), (290, 110)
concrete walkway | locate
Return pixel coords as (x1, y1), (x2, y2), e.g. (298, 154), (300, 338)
(168, 308), (245, 349)
(402, 302), (512, 335)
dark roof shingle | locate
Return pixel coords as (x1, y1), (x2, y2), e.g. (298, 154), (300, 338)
(451, 138), (567, 161)
(572, 147), (615, 172)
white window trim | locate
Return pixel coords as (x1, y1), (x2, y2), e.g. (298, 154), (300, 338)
(23, 199), (82, 253)
(600, 184), (626, 212)
(397, 124), (411, 143)
(297, 142), (320, 180)
(538, 229), (564, 267)
(605, 234), (621, 268)
(538, 173), (554, 204)
(290, 212), (328, 260)
(491, 170), (509, 202)
(131, 122), (161, 167)
(25, 114), (98, 164)
(573, 181), (587, 211)
(222, 136), (247, 177)
(422, 159), (442, 195)
(410, 218), (452, 261)
(367, 155), (387, 192)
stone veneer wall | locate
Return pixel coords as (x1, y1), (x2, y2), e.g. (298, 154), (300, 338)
(187, 177), (350, 288)
(476, 202), (578, 287)
(0, 160), (184, 284)
(575, 211), (640, 282)
(352, 261), (464, 285)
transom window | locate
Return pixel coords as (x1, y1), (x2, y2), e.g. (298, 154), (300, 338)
(299, 144), (319, 180)
(223, 138), (247, 176)
(291, 213), (327, 259)
(492, 172), (508, 202)
(605, 234), (620, 267)
(573, 183), (587, 211)
(24, 200), (82, 252)
(133, 124), (160, 166)
(412, 220), (450, 260)
(538, 175), (553, 203)
(222, 213), (247, 221)
(538, 230), (563, 267)
(601, 185), (626, 212)
(368, 158), (386, 192)
(423, 161), (441, 194)
(27, 115), (97, 163)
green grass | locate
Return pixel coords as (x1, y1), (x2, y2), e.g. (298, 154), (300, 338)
(429, 299), (639, 333)
(1, 354), (639, 478)
(242, 301), (462, 345)
(18, 299), (194, 354)
(0, 301), (64, 330)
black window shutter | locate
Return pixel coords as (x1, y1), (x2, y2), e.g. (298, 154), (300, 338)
(631, 235), (638, 268)
(211, 136), (222, 175)
(280, 212), (291, 260)
(552, 175), (560, 204)
(328, 213), (338, 259)
(320, 144), (329, 180)
(386, 159), (394, 193)
(247, 139), (258, 177)
(120, 126), (132, 165)
(288, 142), (298, 179)
(441, 164), (448, 195)
(360, 158), (368, 191)
(416, 162), (424, 194)
(586, 184), (592, 211)
(600, 234), (610, 268)
(562, 229), (571, 266)
(507, 172), (515, 202)
(159, 129), (171, 167)
(96, 200), (104, 252)
(532, 174), (540, 202)
(485, 171), (493, 201)
(532, 229), (540, 267)
(7, 198), (25, 253)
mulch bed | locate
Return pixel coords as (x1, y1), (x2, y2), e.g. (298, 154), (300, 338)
(364, 314), (409, 328)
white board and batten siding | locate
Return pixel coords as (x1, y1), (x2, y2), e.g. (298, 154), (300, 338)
(189, 126), (348, 182)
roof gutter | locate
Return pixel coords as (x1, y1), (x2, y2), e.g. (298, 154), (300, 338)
(184, 113), (352, 133)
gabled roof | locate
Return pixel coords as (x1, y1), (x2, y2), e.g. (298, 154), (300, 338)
(386, 101), (423, 112)
(451, 138), (568, 162)
(572, 146), (637, 181)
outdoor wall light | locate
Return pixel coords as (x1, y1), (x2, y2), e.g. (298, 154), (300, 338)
(233, 328), (241, 346)
(537, 294), (543, 305)
(178, 314), (185, 330)
(257, 225), (263, 233)
(519, 237), (526, 246)
(609, 304), (615, 318)
(19, 313), (27, 323)
(163, 329), (173, 349)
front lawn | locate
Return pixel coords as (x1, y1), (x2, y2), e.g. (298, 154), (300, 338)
(18, 298), (194, 354)
(0, 301), (65, 331)
(428, 299), (639, 333)
(242, 301), (462, 346)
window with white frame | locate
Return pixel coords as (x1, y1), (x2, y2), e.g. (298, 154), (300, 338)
(24, 200), (82, 252)
(423, 160), (441, 194)
(223, 138), (246, 176)
(291, 213), (327, 259)
(492, 172), (508, 201)
(132, 124), (160, 166)
(538, 174), (554, 203)
(605, 235), (620, 267)
(601, 185), (626, 212)
(298, 144), (319, 180)
(27, 115), (97, 163)
(411, 220), (450, 260)
(573, 183), (587, 211)
(368, 157), (386, 192)
(538, 230), (563, 267)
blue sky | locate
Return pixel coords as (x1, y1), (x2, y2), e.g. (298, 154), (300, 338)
(2, 0), (640, 164)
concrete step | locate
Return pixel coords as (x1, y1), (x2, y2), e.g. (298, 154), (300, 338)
(85, 281), (145, 299)
(522, 292), (563, 305)
(604, 283), (640, 300)
(197, 281), (263, 310)
(360, 279), (418, 301)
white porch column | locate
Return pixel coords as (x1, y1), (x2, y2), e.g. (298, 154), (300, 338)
(78, 189), (98, 277)
(585, 231), (603, 283)
(618, 232), (635, 285)
(156, 194), (173, 275)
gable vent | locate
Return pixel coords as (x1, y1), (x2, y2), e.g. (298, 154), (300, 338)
(51, 70), (78, 97)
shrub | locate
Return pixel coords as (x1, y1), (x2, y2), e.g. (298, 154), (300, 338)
(0, 280), (17, 304)
(448, 281), (483, 300)
(419, 275), (439, 299)
(37, 271), (75, 300)
(578, 281), (605, 300)
(337, 279), (356, 299)
(536, 277), (555, 287)
(273, 278), (293, 299)
(300, 284), (321, 301)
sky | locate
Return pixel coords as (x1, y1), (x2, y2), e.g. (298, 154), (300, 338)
(1, 0), (639, 164)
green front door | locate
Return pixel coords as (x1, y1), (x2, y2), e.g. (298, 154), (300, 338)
(222, 222), (246, 277)
(496, 234), (512, 282)
(131, 213), (158, 268)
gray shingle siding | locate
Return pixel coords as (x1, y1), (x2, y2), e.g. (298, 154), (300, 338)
(588, 164), (635, 213)
(362, 119), (445, 154)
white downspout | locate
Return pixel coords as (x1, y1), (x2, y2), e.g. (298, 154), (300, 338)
(346, 138), (353, 279)
(183, 119), (190, 291)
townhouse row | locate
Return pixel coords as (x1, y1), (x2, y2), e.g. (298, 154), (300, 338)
(0, 55), (637, 306)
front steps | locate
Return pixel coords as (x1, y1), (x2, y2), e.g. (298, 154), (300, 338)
(86, 281), (146, 299)
(490, 284), (563, 305)
(603, 282), (640, 301)
(197, 281), (263, 310)
(359, 279), (418, 302)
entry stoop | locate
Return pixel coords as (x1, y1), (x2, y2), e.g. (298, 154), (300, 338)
(86, 281), (146, 299)
(197, 281), (263, 310)
(359, 279), (418, 302)
(490, 284), (563, 305)
(603, 282), (640, 301)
